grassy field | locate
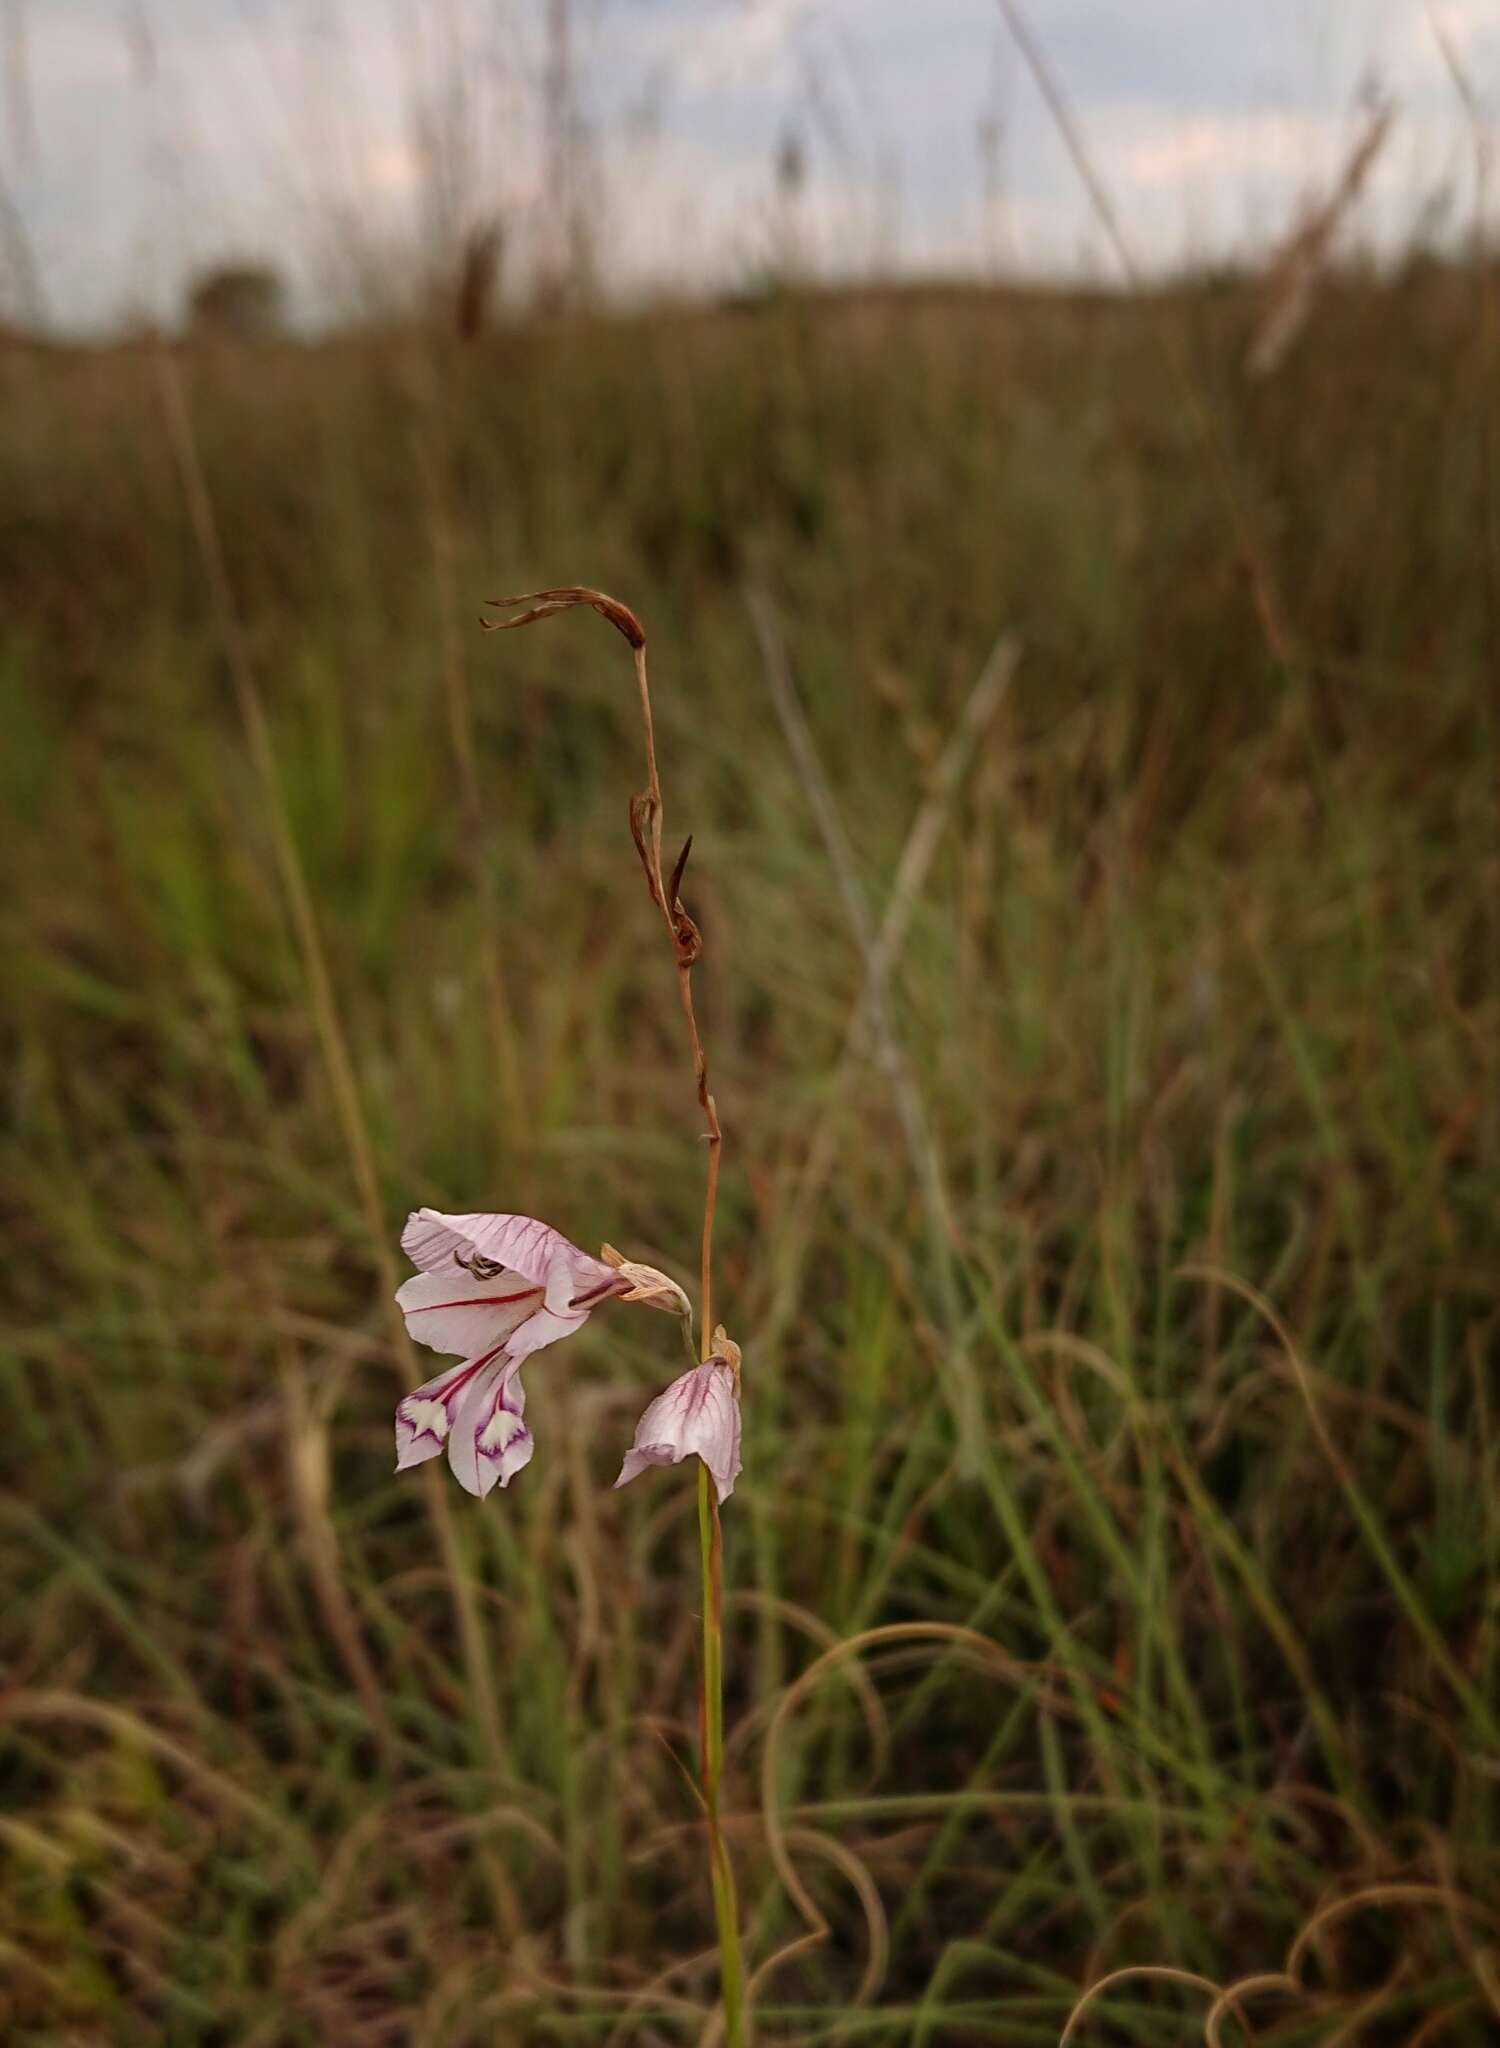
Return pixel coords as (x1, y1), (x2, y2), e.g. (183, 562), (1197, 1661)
(3, 274), (1499, 2043)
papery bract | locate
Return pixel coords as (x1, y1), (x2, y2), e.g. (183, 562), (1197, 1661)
(615, 1357), (743, 1504)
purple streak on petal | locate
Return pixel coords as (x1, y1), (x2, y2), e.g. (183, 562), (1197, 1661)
(401, 1209), (616, 1291)
(567, 1272), (632, 1311)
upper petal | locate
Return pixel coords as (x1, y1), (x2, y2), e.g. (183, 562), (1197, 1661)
(396, 1266), (545, 1358)
(402, 1209), (617, 1294)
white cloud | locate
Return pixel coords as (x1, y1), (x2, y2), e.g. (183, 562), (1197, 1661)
(1116, 111), (1340, 191)
(667, 0), (816, 93)
(5, 0), (1485, 331)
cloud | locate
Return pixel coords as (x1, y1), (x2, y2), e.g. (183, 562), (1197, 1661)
(4, 0), (1485, 331)
(665, 0), (817, 92)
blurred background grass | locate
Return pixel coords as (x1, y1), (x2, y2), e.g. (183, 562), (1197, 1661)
(3, 68), (1500, 2048)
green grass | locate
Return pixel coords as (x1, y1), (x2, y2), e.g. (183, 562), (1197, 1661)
(2, 274), (1498, 2043)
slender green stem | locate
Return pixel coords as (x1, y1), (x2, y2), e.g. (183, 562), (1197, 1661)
(699, 1460), (745, 2045)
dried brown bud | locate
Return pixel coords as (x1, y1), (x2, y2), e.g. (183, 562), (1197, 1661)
(480, 586), (646, 649)
(600, 1245), (693, 1319)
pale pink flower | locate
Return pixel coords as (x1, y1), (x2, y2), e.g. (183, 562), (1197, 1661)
(395, 1209), (630, 1497)
(615, 1356), (743, 1505)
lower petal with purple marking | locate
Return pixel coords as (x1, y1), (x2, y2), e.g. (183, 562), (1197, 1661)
(447, 1358), (534, 1497)
(395, 1350), (504, 1471)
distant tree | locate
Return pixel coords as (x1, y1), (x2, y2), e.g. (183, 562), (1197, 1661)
(187, 262), (285, 341)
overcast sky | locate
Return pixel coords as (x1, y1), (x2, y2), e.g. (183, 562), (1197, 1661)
(5, 0), (1496, 331)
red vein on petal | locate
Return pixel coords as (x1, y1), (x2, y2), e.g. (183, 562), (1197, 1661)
(410, 1288), (544, 1314)
(425, 1340), (513, 1408)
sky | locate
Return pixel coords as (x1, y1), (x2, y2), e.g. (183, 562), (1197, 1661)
(3, 0), (1496, 332)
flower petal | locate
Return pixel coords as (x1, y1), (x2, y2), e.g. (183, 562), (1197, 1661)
(615, 1442), (677, 1489)
(504, 1299), (590, 1367)
(402, 1209), (617, 1296)
(447, 1359), (534, 1497)
(395, 1351), (501, 1470)
(614, 1360), (742, 1504)
(396, 1266), (544, 1358)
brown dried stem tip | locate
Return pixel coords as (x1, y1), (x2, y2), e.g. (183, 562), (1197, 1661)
(482, 586), (646, 649)
(479, 584), (720, 1345)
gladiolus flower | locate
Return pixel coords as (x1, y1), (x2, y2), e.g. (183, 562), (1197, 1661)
(615, 1355), (743, 1504)
(394, 1209), (631, 1496)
